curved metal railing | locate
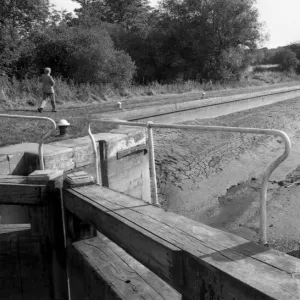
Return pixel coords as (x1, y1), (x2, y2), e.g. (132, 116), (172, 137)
(88, 119), (291, 245)
(0, 114), (57, 170)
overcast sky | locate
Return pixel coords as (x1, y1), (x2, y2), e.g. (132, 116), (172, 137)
(50, 0), (300, 49)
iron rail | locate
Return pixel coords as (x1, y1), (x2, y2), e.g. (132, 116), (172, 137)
(0, 114), (57, 170)
(88, 119), (291, 245)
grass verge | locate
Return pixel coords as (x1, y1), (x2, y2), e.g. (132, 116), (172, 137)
(1, 68), (299, 111)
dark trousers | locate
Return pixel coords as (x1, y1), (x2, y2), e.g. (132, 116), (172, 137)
(40, 93), (56, 110)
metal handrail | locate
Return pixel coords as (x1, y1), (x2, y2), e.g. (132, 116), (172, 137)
(88, 123), (101, 184)
(0, 114), (57, 170)
(88, 119), (291, 245)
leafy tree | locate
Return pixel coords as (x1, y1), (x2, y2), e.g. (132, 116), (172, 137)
(0, 0), (267, 85)
(72, 0), (152, 33)
(32, 25), (136, 87)
(0, 0), (50, 34)
(288, 43), (300, 72)
(0, 0), (51, 75)
(137, 0), (264, 81)
(216, 47), (254, 80)
(273, 49), (299, 72)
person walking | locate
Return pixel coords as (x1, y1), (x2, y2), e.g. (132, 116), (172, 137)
(37, 67), (56, 112)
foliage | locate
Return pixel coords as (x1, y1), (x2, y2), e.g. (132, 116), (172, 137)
(0, 0), (269, 86)
(273, 49), (299, 72)
(136, 0), (262, 81)
(216, 47), (252, 81)
(0, 0), (50, 74)
(288, 43), (300, 72)
(32, 26), (136, 87)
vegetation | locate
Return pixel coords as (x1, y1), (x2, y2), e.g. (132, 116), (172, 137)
(1, 0), (299, 109)
(258, 44), (300, 72)
(1, 0), (264, 83)
(1, 70), (299, 110)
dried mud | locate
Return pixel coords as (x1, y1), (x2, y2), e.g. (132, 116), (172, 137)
(155, 97), (300, 254)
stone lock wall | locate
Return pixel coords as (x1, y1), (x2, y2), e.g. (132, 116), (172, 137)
(0, 126), (151, 223)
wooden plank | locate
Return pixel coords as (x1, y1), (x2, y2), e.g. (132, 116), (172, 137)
(28, 169), (64, 183)
(69, 234), (181, 300)
(18, 238), (52, 300)
(83, 186), (299, 273)
(97, 233), (181, 300)
(0, 183), (47, 205)
(103, 141), (151, 202)
(65, 185), (300, 300)
(0, 175), (28, 184)
(64, 171), (97, 241)
(29, 206), (48, 236)
(45, 173), (69, 300)
(63, 188), (182, 287)
(0, 224), (31, 234)
(64, 171), (95, 189)
(0, 224), (46, 300)
(117, 144), (148, 160)
(85, 186), (300, 299)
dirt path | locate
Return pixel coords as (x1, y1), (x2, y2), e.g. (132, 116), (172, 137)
(155, 97), (300, 254)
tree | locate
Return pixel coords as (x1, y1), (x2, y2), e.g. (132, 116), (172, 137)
(72, 0), (152, 34)
(273, 49), (299, 72)
(288, 43), (300, 72)
(0, 0), (51, 75)
(1, 0), (266, 84)
(151, 0), (264, 81)
(33, 25), (136, 87)
(0, 0), (50, 34)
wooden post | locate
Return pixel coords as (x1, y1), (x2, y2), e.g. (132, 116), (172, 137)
(28, 170), (69, 300)
(64, 171), (97, 242)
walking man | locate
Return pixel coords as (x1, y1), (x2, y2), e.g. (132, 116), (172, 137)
(37, 67), (56, 112)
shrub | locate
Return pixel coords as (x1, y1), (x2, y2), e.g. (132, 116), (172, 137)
(33, 26), (136, 88)
(273, 49), (299, 72)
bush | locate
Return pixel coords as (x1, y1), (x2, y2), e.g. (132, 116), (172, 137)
(32, 26), (136, 88)
(273, 49), (299, 72)
(216, 47), (257, 81)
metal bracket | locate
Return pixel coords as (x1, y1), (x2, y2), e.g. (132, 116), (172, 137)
(117, 144), (148, 160)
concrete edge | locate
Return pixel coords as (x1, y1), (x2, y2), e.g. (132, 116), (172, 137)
(99, 86), (300, 120)
(0, 126), (147, 175)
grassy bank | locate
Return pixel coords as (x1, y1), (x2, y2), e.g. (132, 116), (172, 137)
(1, 68), (299, 110)
(0, 67), (300, 148)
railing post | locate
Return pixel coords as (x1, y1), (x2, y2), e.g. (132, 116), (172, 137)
(88, 119), (292, 244)
(88, 124), (101, 185)
(0, 114), (56, 170)
(147, 122), (159, 206)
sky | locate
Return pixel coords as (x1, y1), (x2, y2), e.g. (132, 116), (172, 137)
(50, 0), (300, 49)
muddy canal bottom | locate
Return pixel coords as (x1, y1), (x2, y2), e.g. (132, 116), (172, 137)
(205, 169), (300, 254)
(155, 98), (300, 255)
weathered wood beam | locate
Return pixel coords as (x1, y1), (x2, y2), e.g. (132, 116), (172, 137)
(63, 188), (182, 288)
(64, 185), (300, 300)
(0, 175), (28, 184)
(64, 171), (97, 241)
(116, 144), (148, 160)
(28, 169), (69, 300)
(64, 171), (95, 189)
(0, 183), (47, 205)
(68, 233), (181, 300)
(0, 224), (51, 300)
